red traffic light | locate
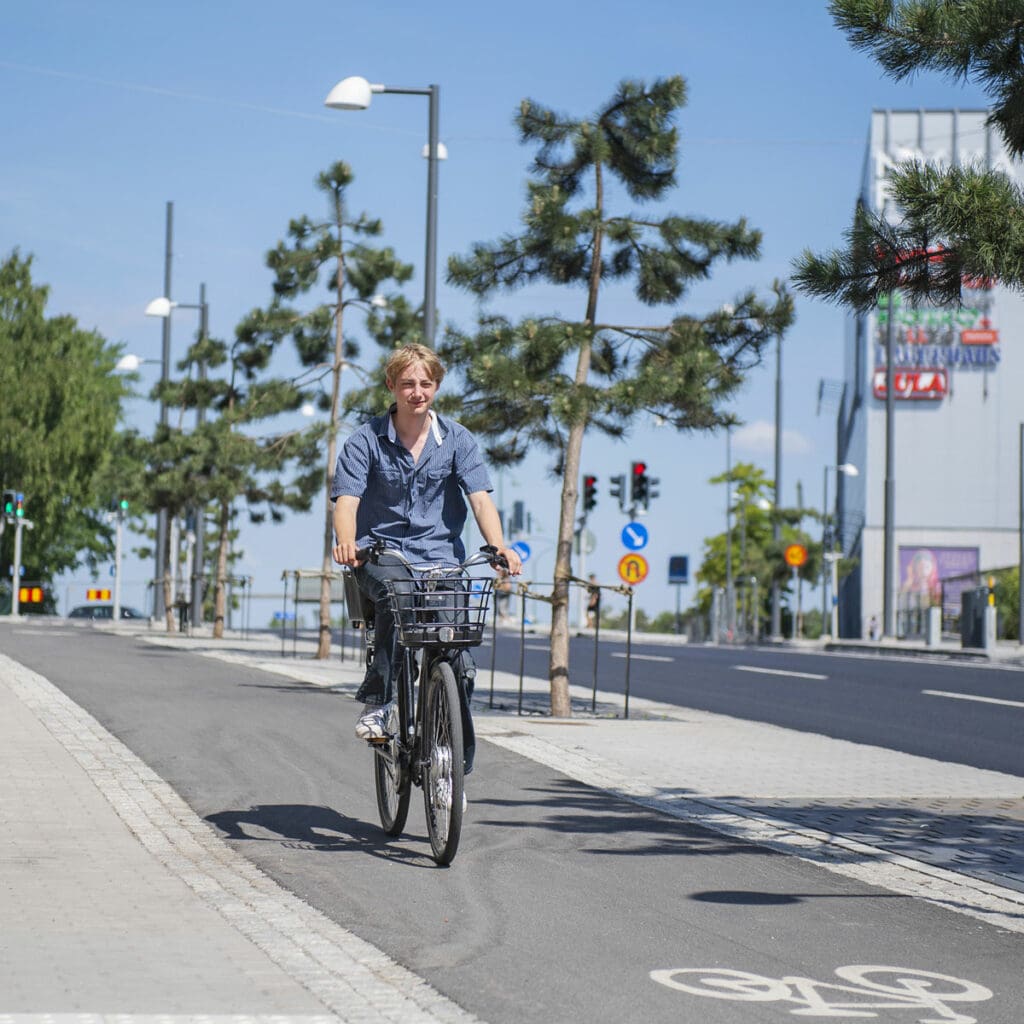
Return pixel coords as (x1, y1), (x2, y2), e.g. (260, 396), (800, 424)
(632, 462), (647, 476)
(584, 475), (597, 487)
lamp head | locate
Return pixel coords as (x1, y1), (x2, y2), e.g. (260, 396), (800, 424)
(115, 354), (143, 372)
(324, 76), (374, 110)
(144, 297), (175, 318)
(838, 463), (859, 477)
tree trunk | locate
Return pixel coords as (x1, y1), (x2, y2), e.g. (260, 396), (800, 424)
(162, 526), (176, 633)
(548, 410), (587, 717)
(548, 161), (605, 717)
(316, 206), (347, 659)
(212, 499), (230, 639)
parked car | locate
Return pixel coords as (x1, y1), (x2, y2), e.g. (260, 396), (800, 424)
(67, 604), (147, 621)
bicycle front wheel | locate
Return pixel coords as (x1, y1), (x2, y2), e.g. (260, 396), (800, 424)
(422, 660), (464, 865)
(374, 709), (411, 836)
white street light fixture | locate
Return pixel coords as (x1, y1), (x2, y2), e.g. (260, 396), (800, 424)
(325, 74), (442, 344)
(144, 297), (177, 318)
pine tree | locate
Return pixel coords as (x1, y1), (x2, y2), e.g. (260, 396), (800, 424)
(445, 78), (794, 716)
(140, 319), (320, 635)
(249, 162), (415, 657)
(794, 0), (1024, 308)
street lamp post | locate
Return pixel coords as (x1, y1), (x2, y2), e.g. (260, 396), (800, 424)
(771, 331), (783, 639)
(725, 425), (734, 642)
(145, 285), (209, 633)
(325, 76), (443, 344)
(822, 462), (859, 639)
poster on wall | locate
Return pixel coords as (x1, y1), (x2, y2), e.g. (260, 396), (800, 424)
(898, 545), (980, 620)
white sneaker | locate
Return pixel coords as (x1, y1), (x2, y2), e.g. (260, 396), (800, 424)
(355, 703), (394, 742)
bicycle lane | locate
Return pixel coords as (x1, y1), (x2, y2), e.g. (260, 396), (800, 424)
(1, 624), (1021, 1023)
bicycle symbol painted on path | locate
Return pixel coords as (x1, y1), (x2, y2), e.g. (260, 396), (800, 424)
(649, 965), (993, 1022)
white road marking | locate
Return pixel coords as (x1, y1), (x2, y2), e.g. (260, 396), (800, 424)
(923, 688), (1024, 710)
(611, 652), (674, 663)
(734, 664), (828, 681)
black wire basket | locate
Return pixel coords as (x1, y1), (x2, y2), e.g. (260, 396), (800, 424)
(384, 572), (494, 648)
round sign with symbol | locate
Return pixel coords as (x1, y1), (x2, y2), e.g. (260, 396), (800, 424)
(784, 543), (808, 568)
(620, 522), (649, 551)
(618, 553), (649, 585)
(511, 541), (531, 564)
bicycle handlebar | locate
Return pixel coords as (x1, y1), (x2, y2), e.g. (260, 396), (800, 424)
(353, 541), (509, 573)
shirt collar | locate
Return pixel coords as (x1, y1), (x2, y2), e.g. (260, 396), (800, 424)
(385, 405), (444, 447)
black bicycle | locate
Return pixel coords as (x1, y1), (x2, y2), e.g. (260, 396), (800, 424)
(343, 542), (506, 865)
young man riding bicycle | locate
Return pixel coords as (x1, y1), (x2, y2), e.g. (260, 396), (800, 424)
(331, 343), (522, 750)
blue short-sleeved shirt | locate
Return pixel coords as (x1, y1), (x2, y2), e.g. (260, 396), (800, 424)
(330, 406), (493, 564)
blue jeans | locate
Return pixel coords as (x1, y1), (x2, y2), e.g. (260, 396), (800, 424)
(353, 554), (414, 707)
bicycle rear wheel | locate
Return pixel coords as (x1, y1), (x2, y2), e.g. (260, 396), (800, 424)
(374, 707), (411, 836)
(422, 660), (464, 865)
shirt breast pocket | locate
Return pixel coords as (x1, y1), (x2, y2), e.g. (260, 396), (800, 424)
(374, 465), (406, 504)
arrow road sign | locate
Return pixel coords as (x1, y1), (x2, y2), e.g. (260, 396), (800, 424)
(620, 522), (649, 551)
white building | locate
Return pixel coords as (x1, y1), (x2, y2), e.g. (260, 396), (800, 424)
(836, 109), (1023, 638)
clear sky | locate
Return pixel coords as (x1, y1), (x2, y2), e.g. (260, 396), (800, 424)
(3, 1), (989, 624)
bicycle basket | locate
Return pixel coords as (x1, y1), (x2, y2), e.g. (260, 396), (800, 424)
(384, 572), (494, 648)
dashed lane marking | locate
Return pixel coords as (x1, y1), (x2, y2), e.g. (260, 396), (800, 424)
(923, 689), (1024, 710)
(611, 653), (674, 663)
(735, 664), (828, 681)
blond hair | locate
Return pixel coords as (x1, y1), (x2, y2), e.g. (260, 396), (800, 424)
(385, 343), (445, 388)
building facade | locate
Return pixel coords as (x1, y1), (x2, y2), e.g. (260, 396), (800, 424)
(837, 109), (1023, 637)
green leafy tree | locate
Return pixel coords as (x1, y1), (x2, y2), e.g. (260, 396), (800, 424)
(444, 78), (793, 715)
(794, 0), (1024, 308)
(249, 161), (415, 657)
(0, 251), (140, 596)
(695, 462), (821, 636)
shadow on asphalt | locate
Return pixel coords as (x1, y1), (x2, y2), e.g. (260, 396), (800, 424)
(205, 803), (437, 867)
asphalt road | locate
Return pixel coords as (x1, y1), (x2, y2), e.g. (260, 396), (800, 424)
(2, 621), (1022, 1023)
(485, 631), (1024, 776)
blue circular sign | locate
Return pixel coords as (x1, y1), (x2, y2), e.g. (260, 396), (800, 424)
(511, 541), (531, 563)
(620, 522), (649, 551)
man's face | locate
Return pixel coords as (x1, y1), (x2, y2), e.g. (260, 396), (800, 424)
(388, 360), (438, 415)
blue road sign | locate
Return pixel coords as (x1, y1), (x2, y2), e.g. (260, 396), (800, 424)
(668, 555), (689, 584)
(511, 541), (531, 563)
(621, 522), (649, 551)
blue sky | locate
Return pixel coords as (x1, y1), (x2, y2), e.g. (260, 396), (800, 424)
(3, 2), (989, 623)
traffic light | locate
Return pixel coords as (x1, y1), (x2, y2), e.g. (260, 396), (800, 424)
(15, 493), (24, 518)
(582, 474), (598, 513)
(2, 490), (14, 517)
(119, 497), (129, 511)
(609, 474), (625, 511)
(631, 461), (648, 505)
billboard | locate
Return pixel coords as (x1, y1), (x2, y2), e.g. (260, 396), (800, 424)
(898, 545), (980, 619)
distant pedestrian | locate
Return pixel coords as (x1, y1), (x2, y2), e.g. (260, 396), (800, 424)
(586, 574), (601, 629)
(868, 615), (880, 641)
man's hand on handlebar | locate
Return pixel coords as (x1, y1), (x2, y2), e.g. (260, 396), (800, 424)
(489, 545), (523, 577)
(332, 539), (362, 567)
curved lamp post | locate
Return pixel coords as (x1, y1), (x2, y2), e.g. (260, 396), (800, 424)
(822, 462), (859, 639)
(324, 75), (443, 344)
(145, 285), (209, 634)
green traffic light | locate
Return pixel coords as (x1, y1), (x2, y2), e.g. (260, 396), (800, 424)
(119, 498), (129, 510)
